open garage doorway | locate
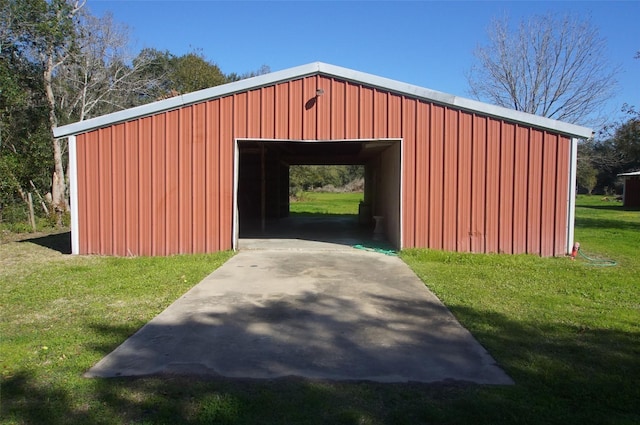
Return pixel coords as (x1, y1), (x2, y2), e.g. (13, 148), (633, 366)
(233, 139), (402, 251)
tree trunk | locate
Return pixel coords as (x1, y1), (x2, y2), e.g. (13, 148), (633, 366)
(44, 50), (69, 226)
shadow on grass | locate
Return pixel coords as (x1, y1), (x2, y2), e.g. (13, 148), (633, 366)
(19, 231), (71, 254)
(4, 294), (639, 423)
(577, 204), (640, 212)
(574, 216), (640, 232)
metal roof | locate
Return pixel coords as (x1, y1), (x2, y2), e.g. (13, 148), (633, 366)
(53, 62), (593, 139)
(618, 171), (640, 177)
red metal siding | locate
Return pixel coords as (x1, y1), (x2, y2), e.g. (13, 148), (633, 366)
(345, 82), (359, 139)
(330, 78), (346, 139)
(623, 176), (640, 207)
(428, 104), (445, 250)
(165, 111), (180, 255)
(192, 103), (207, 253)
(414, 101), (429, 247)
(206, 102), (220, 252)
(289, 80), (303, 139)
(526, 129), (543, 254)
(457, 112), (472, 252)
(470, 115), (487, 253)
(112, 124), (126, 255)
(485, 118), (501, 253)
(442, 109), (458, 252)
(402, 98), (416, 248)
(151, 114), (166, 255)
(75, 74), (571, 256)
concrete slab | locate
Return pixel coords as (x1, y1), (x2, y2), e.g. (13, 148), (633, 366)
(86, 247), (513, 385)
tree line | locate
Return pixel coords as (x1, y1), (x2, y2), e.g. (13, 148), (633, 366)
(290, 165), (364, 196)
(0, 0), (268, 227)
(467, 13), (639, 196)
(1, 5), (638, 231)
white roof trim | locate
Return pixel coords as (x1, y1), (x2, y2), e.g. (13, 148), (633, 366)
(618, 171), (640, 177)
(53, 62), (593, 139)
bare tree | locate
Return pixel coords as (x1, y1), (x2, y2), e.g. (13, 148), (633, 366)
(467, 13), (619, 125)
(55, 10), (162, 123)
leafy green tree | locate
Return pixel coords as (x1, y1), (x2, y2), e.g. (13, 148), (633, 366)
(290, 165), (364, 192)
(2, 0), (86, 223)
(0, 0), (54, 221)
(170, 52), (227, 93)
(576, 163), (598, 194)
(612, 106), (640, 170)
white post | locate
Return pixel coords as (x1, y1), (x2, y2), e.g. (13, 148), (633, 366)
(68, 135), (80, 255)
(566, 137), (579, 255)
(232, 139), (240, 251)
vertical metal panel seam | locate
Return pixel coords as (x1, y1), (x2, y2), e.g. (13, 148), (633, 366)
(517, 125), (530, 254)
(191, 107), (196, 253)
(164, 113), (169, 255)
(415, 98), (420, 247)
(469, 113), (475, 251)
(150, 116), (155, 254)
(550, 134), (557, 255)
(483, 116), (489, 253)
(406, 96), (415, 246)
(176, 112), (181, 254)
(510, 124), (516, 253)
(124, 122), (129, 254)
(539, 132), (546, 254)
(522, 127), (529, 253)
(163, 114), (168, 255)
(314, 75), (319, 139)
(137, 120), (143, 254)
(552, 133), (560, 255)
(203, 103), (208, 252)
(111, 127), (118, 254)
(96, 130), (102, 253)
(217, 99), (223, 249)
(496, 120), (502, 253)
(519, 126), (527, 253)
(457, 110), (463, 251)
(330, 79), (336, 138)
(439, 108), (445, 248)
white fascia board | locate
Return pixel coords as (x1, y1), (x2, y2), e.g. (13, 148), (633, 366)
(617, 171), (640, 177)
(53, 61), (593, 140)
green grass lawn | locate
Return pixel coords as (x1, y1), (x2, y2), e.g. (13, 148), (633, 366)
(1, 194), (639, 424)
(289, 191), (363, 215)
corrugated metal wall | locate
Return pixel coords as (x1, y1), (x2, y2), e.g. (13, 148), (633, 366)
(75, 74), (570, 256)
(623, 176), (640, 207)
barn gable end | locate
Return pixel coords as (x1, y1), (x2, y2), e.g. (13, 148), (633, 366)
(55, 63), (591, 257)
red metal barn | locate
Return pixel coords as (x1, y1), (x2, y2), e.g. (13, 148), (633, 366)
(618, 171), (640, 207)
(53, 63), (592, 257)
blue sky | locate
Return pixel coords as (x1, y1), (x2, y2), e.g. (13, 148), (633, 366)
(87, 1), (639, 127)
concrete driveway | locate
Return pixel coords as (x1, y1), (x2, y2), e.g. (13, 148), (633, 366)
(86, 243), (513, 384)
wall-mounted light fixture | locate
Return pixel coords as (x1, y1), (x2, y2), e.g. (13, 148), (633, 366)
(316, 88), (325, 97)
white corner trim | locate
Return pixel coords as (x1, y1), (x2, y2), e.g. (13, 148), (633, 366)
(232, 139), (240, 251)
(566, 137), (579, 254)
(68, 135), (80, 255)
